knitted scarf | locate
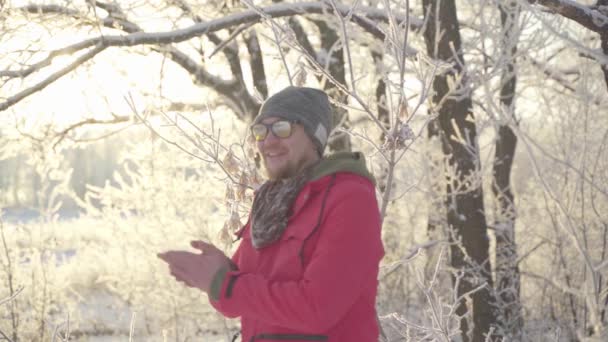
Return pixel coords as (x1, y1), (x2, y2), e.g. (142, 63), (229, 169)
(250, 166), (315, 249)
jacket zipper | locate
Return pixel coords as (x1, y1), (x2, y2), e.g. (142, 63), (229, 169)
(250, 333), (328, 341)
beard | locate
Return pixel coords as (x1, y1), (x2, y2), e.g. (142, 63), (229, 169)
(262, 153), (319, 180)
(263, 158), (299, 180)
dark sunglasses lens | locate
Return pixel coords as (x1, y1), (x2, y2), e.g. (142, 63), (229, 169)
(272, 121), (292, 138)
(251, 124), (268, 141)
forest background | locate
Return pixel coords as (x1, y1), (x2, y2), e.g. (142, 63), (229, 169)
(1, 0), (607, 341)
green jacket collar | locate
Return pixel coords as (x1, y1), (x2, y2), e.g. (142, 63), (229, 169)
(310, 152), (375, 185)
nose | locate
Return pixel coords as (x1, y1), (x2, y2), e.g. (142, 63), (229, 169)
(264, 130), (281, 144)
(257, 130), (280, 150)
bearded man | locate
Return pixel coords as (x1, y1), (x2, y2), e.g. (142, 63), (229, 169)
(159, 86), (384, 342)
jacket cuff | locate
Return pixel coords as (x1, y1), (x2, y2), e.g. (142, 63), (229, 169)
(209, 266), (229, 301)
(209, 261), (238, 301)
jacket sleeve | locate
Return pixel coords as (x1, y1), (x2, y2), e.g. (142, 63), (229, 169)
(208, 240), (243, 318)
(208, 179), (384, 331)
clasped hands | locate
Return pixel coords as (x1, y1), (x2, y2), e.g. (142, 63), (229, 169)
(158, 240), (230, 293)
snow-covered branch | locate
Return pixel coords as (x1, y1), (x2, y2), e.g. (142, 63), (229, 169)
(1, 1), (421, 114)
(13, 1), (420, 48)
(18, 4), (83, 18)
(0, 44), (106, 112)
(531, 0), (608, 33)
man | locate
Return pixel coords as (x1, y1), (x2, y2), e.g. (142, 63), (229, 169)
(158, 86), (384, 341)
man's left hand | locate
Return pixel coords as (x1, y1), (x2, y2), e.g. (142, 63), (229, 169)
(158, 241), (230, 293)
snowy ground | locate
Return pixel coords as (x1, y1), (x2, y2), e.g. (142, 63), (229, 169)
(1, 210), (239, 341)
(46, 290), (236, 341)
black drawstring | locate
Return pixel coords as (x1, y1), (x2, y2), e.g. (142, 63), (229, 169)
(298, 174), (337, 267)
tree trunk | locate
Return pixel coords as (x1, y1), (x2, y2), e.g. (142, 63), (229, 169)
(275, 0), (351, 152)
(372, 51), (389, 138)
(421, 0), (497, 340)
(312, 18), (351, 152)
(244, 29), (268, 102)
(493, 1), (523, 340)
(372, 50), (390, 192)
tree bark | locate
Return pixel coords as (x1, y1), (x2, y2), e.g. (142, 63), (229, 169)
(372, 50), (390, 192)
(311, 18), (351, 152)
(421, 0), (497, 340)
(268, 0), (350, 151)
(493, 2), (523, 340)
(530, 0), (608, 93)
(243, 28), (267, 118)
(531, 0), (608, 33)
(372, 51), (389, 138)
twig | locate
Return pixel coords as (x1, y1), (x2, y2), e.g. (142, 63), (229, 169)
(380, 240), (443, 280)
(242, 0), (294, 83)
(208, 23), (254, 59)
(0, 329), (15, 342)
(51, 115), (132, 151)
(125, 94), (250, 190)
(0, 44), (106, 111)
(129, 311), (136, 341)
(0, 286), (24, 307)
(328, 0), (360, 94)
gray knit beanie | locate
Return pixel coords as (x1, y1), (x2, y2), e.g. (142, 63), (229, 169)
(254, 86), (333, 155)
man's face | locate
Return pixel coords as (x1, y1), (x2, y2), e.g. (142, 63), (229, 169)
(255, 117), (319, 180)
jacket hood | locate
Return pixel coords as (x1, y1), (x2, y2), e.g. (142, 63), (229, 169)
(310, 152), (375, 184)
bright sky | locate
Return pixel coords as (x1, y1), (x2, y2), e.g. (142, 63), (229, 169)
(0, 2), (211, 129)
(2, 50), (208, 128)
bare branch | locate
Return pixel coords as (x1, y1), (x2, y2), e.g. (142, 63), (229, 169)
(170, 0), (252, 91)
(0, 44), (106, 111)
(2, 1), (421, 114)
(380, 239), (443, 279)
(208, 23), (254, 58)
(7, 1), (421, 68)
(0, 40), (99, 79)
(9, 2), (253, 118)
(0, 286), (24, 307)
(328, 0), (359, 94)
(51, 115), (132, 150)
(0, 329), (15, 342)
(17, 3), (140, 33)
(531, 0), (608, 33)
(524, 55), (605, 106)
(17, 4), (82, 18)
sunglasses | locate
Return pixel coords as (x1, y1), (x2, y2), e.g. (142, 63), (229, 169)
(251, 120), (297, 141)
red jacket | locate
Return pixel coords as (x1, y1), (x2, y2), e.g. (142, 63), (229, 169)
(210, 156), (384, 342)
